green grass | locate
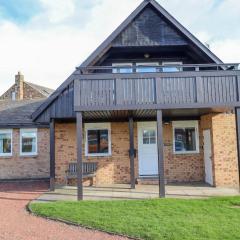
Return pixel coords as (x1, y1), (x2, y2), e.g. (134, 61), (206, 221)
(30, 197), (240, 240)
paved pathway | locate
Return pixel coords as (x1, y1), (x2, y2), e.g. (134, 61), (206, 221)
(0, 182), (128, 240)
(36, 183), (240, 202)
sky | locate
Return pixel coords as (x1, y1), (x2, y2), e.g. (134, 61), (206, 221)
(0, 0), (240, 94)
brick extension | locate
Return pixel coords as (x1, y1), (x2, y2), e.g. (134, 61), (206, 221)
(0, 128), (50, 180)
(54, 114), (239, 188)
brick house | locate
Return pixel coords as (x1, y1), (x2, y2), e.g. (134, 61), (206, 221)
(1, 0), (240, 199)
(0, 72), (54, 180)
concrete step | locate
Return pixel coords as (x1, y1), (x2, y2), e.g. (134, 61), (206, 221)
(137, 177), (159, 185)
(137, 176), (169, 185)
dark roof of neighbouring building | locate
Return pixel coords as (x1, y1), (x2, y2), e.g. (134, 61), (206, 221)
(0, 99), (48, 128)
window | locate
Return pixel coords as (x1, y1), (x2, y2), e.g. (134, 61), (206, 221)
(136, 62), (159, 73)
(173, 121), (199, 154)
(143, 130), (156, 144)
(0, 130), (12, 156)
(20, 129), (37, 156)
(112, 63), (133, 73)
(162, 62), (182, 72)
(85, 123), (111, 156)
(11, 92), (16, 101)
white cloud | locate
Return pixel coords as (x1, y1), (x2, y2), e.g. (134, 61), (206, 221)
(39, 0), (76, 23)
(212, 39), (240, 62)
(0, 0), (239, 95)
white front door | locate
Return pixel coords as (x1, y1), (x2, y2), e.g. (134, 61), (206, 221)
(203, 130), (213, 185)
(138, 122), (158, 176)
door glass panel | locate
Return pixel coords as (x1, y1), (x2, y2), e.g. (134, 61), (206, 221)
(143, 130), (156, 144)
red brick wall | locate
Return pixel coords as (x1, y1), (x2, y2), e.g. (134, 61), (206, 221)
(164, 122), (204, 182)
(201, 113), (239, 188)
(0, 128), (50, 179)
(55, 122), (138, 185)
(55, 121), (204, 185)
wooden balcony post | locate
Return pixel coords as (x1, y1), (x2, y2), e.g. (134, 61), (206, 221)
(157, 110), (165, 198)
(129, 116), (135, 189)
(235, 108), (240, 192)
(50, 119), (55, 191)
(77, 112), (83, 200)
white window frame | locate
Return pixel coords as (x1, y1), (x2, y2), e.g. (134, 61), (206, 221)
(172, 121), (199, 154)
(112, 63), (133, 73)
(20, 128), (38, 156)
(85, 123), (111, 157)
(162, 61), (182, 72)
(0, 129), (13, 157)
(136, 62), (159, 73)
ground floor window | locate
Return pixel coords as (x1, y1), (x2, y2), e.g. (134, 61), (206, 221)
(172, 121), (199, 154)
(0, 130), (12, 156)
(85, 123), (111, 156)
(20, 129), (37, 156)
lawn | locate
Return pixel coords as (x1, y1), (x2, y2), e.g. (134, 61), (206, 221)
(30, 197), (240, 240)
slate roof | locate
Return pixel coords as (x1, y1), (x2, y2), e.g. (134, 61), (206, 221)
(25, 82), (54, 97)
(0, 99), (48, 127)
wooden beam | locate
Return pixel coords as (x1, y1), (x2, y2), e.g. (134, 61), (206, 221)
(157, 110), (165, 198)
(129, 116), (135, 189)
(50, 119), (55, 191)
(235, 108), (240, 192)
(76, 112), (83, 200)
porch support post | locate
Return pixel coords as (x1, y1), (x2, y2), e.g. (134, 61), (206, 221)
(157, 110), (165, 198)
(50, 119), (55, 191)
(235, 107), (240, 191)
(77, 112), (83, 200)
(129, 116), (135, 189)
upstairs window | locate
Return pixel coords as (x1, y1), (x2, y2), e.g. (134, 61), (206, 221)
(20, 129), (37, 156)
(0, 130), (12, 157)
(136, 62), (159, 73)
(173, 121), (199, 154)
(112, 63), (133, 73)
(85, 123), (111, 156)
(162, 62), (182, 72)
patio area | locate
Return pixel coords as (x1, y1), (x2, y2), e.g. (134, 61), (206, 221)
(34, 183), (240, 202)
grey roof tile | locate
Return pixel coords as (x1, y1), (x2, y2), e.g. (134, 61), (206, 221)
(0, 99), (47, 127)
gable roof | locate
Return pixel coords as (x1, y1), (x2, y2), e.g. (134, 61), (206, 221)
(81, 0), (222, 67)
(32, 0), (222, 121)
(25, 81), (54, 97)
(0, 99), (47, 127)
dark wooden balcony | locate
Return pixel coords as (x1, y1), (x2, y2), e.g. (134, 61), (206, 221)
(74, 64), (240, 112)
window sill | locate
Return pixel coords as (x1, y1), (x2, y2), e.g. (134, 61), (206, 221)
(173, 151), (200, 155)
(85, 153), (112, 157)
(0, 155), (13, 159)
(19, 154), (38, 158)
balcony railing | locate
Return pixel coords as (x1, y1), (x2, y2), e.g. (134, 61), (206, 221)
(74, 63), (240, 111)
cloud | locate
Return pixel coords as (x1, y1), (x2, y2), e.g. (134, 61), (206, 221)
(39, 0), (76, 23)
(0, 0), (239, 95)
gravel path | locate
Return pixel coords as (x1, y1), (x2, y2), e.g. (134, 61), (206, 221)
(0, 182), (129, 240)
